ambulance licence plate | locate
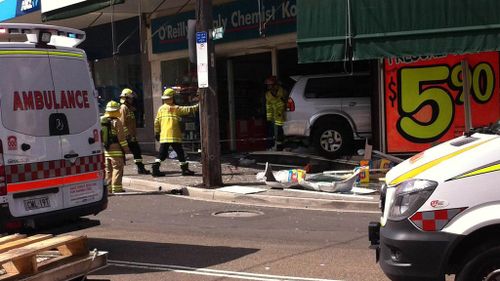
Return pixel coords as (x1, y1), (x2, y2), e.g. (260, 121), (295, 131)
(24, 197), (50, 211)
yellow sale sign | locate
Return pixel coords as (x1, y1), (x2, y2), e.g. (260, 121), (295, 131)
(384, 52), (500, 153)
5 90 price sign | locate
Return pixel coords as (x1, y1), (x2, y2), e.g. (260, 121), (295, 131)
(385, 52), (500, 153)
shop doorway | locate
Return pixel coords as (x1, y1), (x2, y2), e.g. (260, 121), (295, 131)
(218, 52), (271, 152)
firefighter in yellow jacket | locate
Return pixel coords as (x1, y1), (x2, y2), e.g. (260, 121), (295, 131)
(265, 76), (287, 151)
(152, 88), (199, 177)
(119, 88), (150, 174)
(101, 101), (130, 193)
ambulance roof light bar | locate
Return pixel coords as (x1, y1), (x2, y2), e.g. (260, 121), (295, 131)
(0, 23), (85, 48)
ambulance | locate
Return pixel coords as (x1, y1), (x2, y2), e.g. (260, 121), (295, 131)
(0, 23), (107, 233)
(369, 120), (500, 281)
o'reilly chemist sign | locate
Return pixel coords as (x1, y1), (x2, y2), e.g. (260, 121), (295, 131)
(151, 0), (296, 54)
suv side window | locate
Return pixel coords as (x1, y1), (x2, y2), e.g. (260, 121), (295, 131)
(304, 76), (371, 99)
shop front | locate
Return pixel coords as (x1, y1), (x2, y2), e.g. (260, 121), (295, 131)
(150, 0), (298, 153)
(297, 0), (500, 155)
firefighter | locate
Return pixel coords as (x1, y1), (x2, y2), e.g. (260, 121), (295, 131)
(119, 88), (150, 174)
(264, 76), (287, 151)
(101, 100), (130, 193)
(152, 88), (199, 177)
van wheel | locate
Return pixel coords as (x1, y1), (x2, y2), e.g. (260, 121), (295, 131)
(312, 121), (353, 158)
(455, 243), (500, 281)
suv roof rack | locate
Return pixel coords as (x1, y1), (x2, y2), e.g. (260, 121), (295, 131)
(0, 23), (85, 48)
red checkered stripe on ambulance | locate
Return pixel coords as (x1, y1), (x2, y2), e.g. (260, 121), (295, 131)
(5, 154), (103, 184)
(409, 208), (466, 231)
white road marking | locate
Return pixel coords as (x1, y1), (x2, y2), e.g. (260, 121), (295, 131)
(108, 259), (343, 281)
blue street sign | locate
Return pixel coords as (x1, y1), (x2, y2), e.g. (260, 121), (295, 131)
(196, 31), (207, 44)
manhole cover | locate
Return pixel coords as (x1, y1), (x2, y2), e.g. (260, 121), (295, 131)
(212, 210), (264, 218)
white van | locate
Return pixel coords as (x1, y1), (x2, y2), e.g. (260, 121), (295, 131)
(369, 120), (500, 281)
(0, 24), (106, 232)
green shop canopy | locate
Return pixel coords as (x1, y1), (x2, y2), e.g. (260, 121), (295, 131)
(42, 0), (125, 22)
(297, 0), (500, 63)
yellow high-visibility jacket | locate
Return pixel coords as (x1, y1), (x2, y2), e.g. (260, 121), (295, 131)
(154, 103), (199, 143)
(119, 103), (136, 140)
(265, 86), (287, 126)
(101, 116), (129, 157)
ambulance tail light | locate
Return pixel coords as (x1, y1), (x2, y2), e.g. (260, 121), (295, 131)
(388, 179), (438, 221)
(0, 140), (6, 196)
(287, 97), (295, 112)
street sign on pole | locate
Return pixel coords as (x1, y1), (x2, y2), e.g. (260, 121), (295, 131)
(211, 26), (224, 40)
(196, 31), (208, 88)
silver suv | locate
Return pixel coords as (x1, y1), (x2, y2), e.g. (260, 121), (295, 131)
(283, 73), (373, 158)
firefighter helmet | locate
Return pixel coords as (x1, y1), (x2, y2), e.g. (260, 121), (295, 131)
(120, 88), (135, 98)
(265, 76), (277, 85)
(105, 100), (120, 112)
(162, 88), (176, 100)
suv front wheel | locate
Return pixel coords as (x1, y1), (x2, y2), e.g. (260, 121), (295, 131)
(312, 120), (353, 158)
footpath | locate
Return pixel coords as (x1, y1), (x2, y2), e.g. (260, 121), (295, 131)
(118, 153), (382, 213)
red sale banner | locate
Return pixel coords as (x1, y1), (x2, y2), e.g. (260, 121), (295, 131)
(384, 52), (500, 153)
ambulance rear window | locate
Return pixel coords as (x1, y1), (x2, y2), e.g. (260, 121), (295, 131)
(0, 52), (98, 136)
(0, 55), (55, 136)
(49, 54), (98, 134)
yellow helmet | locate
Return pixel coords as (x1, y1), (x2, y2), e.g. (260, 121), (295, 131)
(162, 88), (176, 100)
(120, 88), (135, 98)
(105, 100), (120, 112)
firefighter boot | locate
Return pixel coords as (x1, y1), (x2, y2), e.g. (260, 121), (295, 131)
(181, 163), (195, 176)
(136, 162), (150, 175)
(152, 162), (166, 177)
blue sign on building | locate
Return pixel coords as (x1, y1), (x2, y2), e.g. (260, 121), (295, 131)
(16, 0), (40, 17)
(0, 0), (40, 22)
(0, 0), (18, 22)
(152, 0), (296, 54)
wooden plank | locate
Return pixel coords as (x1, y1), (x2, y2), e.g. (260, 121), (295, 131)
(0, 235), (88, 279)
(0, 256), (36, 280)
(0, 235), (88, 264)
(0, 235), (26, 246)
(19, 251), (108, 281)
(0, 235), (53, 254)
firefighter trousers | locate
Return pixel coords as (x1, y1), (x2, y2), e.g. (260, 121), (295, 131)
(128, 139), (144, 163)
(105, 155), (125, 193)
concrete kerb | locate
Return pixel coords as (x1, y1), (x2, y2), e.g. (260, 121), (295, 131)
(120, 176), (380, 213)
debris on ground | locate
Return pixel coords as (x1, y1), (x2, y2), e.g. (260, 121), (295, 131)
(256, 162), (365, 193)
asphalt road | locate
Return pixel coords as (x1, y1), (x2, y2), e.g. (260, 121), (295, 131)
(53, 194), (389, 281)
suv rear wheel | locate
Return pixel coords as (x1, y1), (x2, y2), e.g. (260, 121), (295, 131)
(312, 120), (353, 158)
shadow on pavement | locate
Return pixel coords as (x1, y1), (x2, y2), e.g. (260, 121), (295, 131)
(21, 218), (101, 236)
(87, 238), (260, 275)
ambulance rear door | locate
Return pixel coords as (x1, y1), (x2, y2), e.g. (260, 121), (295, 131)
(48, 48), (104, 208)
(0, 46), (66, 217)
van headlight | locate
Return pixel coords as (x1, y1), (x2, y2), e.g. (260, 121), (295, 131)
(388, 179), (438, 221)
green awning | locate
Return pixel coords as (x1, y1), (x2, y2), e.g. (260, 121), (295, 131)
(42, 0), (125, 22)
(297, 0), (500, 63)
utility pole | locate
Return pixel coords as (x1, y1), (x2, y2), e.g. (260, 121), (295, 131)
(196, 0), (222, 188)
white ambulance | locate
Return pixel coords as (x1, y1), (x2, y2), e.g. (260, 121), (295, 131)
(0, 23), (106, 232)
(369, 120), (500, 281)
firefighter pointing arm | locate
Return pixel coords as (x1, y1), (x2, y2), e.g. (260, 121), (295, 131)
(119, 88), (150, 175)
(152, 88), (199, 177)
(101, 101), (130, 193)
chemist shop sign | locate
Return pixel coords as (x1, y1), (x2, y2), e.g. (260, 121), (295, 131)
(151, 0), (296, 53)
(384, 51), (500, 153)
